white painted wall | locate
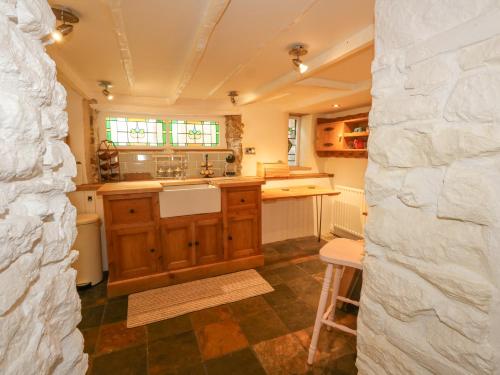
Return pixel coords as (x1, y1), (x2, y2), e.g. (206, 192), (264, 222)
(65, 85), (87, 184)
(324, 158), (367, 189)
(240, 103), (289, 176)
(0, 1), (86, 373)
(358, 1), (500, 373)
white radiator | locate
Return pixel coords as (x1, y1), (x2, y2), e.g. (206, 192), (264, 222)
(332, 185), (366, 238)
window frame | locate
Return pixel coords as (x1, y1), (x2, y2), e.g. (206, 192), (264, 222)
(287, 116), (300, 166)
(105, 116), (168, 148)
(100, 113), (225, 150)
(169, 119), (220, 148)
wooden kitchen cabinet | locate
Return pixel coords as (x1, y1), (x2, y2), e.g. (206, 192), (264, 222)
(195, 216), (223, 265)
(104, 192), (161, 281)
(315, 113), (369, 157)
(315, 122), (343, 151)
(227, 211), (259, 259)
(223, 185), (262, 259)
(160, 217), (195, 271)
(101, 181), (264, 297)
(110, 226), (160, 280)
(160, 213), (223, 270)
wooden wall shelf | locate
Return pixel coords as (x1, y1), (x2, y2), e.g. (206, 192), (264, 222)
(315, 113), (369, 158)
(343, 131), (369, 138)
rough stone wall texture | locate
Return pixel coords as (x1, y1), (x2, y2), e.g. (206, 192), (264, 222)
(225, 115), (244, 175)
(0, 0), (87, 374)
(358, 1), (500, 374)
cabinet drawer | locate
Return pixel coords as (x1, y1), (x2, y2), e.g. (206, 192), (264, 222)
(227, 188), (259, 210)
(108, 196), (155, 225)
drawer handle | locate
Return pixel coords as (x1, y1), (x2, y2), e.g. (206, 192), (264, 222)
(228, 235), (233, 241)
(324, 127), (333, 132)
(150, 248), (155, 253)
(188, 242), (193, 247)
(240, 198), (246, 203)
(129, 208), (135, 214)
(323, 143), (334, 147)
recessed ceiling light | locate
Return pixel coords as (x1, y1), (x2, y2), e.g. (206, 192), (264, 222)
(333, 104), (340, 108)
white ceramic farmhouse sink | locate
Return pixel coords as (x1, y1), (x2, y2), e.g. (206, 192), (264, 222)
(159, 184), (221, 218)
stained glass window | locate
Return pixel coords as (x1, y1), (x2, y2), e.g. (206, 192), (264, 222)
(288, 117), (299, 165)
(169, 120), (220, 147)
(106, 117), (167, 147)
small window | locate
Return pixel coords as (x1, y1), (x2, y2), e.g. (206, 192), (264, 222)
(169, 120), (220, 147)
(106, 117), (167, 147)
(288, 117), (299, 165)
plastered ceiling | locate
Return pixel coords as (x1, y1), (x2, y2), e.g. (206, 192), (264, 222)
(48, 0), (374, 114)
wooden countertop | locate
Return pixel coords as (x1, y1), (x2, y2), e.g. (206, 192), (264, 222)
(264, 173), (333, 181)
(96, 181), (164, 195)
(96, 177), (265, 196)
(261, 185), (340, 201)
(75, 183), (104, 191)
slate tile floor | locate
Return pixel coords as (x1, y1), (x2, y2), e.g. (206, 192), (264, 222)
(79, 236), (358, 375)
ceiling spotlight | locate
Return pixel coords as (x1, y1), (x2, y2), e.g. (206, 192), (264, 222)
(289, 44), (309, 74)
(50, 7), (79, 43)
(50, 29), (63, 42)
(333, 104), (341, 108)
(99, 81), (114, 101)
(228, 91), (239, 105)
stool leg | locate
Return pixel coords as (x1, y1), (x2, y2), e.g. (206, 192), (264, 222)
(326, 266), (344, 331)
(308, 263), (333, 365)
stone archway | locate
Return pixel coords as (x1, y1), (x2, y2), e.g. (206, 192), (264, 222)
(358, 1), (500, 373)
(0, 1), (87, 373)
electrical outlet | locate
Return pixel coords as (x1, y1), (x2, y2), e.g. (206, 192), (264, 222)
(245, 147), (256, 155)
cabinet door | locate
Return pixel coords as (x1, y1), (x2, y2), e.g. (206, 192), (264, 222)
(194, 216), (223, 265)
(110, 226), (159, 280)
(160, 219), (195, 271)
(316, 122), (343, 151)
(227, 211), (259, 259)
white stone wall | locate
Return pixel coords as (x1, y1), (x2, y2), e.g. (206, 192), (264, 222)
(0, 1), (87, 374)
(359, 1), (500, 374)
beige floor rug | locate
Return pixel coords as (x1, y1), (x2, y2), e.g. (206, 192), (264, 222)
(127, 269), (274, 328)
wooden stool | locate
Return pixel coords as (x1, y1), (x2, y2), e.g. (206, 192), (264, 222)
(307, 238), (364, 365)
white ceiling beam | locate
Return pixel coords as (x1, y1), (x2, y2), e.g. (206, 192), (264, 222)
(295, 78), (358, 90)
(239, 24), (374, 105)
(170, 0), (231, 105)
(291, 79), (371, 110)
(106, 0), (135, 90)
(203, 0), (320, 99)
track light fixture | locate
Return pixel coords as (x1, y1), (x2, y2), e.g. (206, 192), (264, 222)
(50, 7), (79, 43)
(289, 44), (309, 74)
(228, 91), (239, 105)
(99, 81), (114, 101)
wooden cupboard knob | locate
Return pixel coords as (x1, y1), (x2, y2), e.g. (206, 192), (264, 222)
(228, 235), (233, 240)
(240, 198), (245, 203)
(195, 241), (199, 246)
(129, 208), (135, 214)
(188, 242), (193, 247)
(150, 248), (155, 253)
